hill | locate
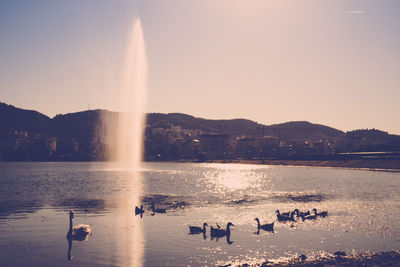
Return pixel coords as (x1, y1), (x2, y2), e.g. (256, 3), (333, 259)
(0, 102), (399, 161)
(146, 113), (344, 141)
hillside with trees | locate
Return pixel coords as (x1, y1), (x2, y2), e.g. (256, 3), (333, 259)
(1, 102), (400, 164)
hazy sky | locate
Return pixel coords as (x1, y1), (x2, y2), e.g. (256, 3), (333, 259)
(1, 0), (399, 134)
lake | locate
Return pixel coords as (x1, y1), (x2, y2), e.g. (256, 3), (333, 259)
(0, 162), (399, 266)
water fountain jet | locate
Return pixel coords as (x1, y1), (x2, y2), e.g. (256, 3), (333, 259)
(100, 18), (147, 267)
(103, 18), (148, 170)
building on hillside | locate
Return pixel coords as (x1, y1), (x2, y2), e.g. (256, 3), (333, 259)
(200, 134), (230, 159)
(235, 137), (257, 158)
(256, 136), (280, 157)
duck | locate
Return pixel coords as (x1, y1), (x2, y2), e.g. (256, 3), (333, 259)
(66, 211), (91, 242)
(210, 222), (234, 238)
(254, 218), (274, 233)
(300, 213), (317, 221)
(135, 205), (145, 217)
(294, 209), (311, 219)
(211, 222), (234, 244)
(281, 210), (291, 217)
(151, 203), (166, 214)
(276, 210), (295, 222)
(189, 222), (208, 234)
(313, 208), (328, 217)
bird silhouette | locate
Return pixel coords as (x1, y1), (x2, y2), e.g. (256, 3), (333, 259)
(254, 218), (274, 234)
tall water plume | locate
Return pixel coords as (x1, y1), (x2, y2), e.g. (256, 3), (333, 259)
(101, 18), (147, 267)
(106, 18), (148, 168)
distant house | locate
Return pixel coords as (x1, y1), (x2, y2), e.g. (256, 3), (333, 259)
(200, 134), (230, 159)
(236, 137), (257, 158)
(256, 136), (280, 157)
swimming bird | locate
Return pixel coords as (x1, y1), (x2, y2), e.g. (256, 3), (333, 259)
(294, 209), (311, 219)
(211, 222), (234, 244)
(254, 218), (274, 234)
(276, 210), (295, 222)
(313, 208), (328, 217)
(66, 211), (91, 242)
(301, 214), (317, 221)
(189, 223), (208, 234)
(151, 203), (166, 214)
(281, 210), (291, 217)
(211, 222), (234, 238)
(135, 205), (145, 217)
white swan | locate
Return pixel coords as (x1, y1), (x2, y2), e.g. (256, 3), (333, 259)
(67, 211), (92, 241)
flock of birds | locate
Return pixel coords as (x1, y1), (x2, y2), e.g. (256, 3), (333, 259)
(189, 222), (235, 244)
(276, 208), (328, 222)
(65, 206), (328, 255)
(134, 204), (328, 244)
(135, 203), (165, 217)
(187, 208), (328, 242)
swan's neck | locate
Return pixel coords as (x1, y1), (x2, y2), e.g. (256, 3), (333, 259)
(256, 220), (260, 229)
(69, 216), (73, 232)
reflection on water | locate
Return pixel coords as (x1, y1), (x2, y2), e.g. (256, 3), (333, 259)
(110, 166), (144, 267)
(0, 162), (400, 266)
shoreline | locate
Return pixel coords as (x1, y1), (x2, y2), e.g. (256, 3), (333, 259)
(172, 158), (400, 172)
(232, 250), (400, 267)
(1, 158), (399, 172)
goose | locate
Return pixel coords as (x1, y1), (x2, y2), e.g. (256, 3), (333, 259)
(254, 218), (274, 233)
(294, 209), (311, 218)
(189, 223), (208, 234)
(211, 222), (234, 244)
(66, 211), (91, 242)
(276, 210), (295, 222)
(151, 203), (166, 214)
(210, 222), (234, 238)
(313, 208), (328, 217)
(135, 205), (145, 217)
(301, 214), (317, 221)
(281, 210), (291, 217)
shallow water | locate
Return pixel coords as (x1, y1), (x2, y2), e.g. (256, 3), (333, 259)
(0, 162), (399, 266)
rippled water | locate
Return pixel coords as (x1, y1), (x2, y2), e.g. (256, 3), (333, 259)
(0, 162), (399, 266)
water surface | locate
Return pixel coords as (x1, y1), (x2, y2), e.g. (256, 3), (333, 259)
(0, 162), (399, 266)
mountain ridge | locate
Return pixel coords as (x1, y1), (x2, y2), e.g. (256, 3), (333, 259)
(1, 102), (399, 161)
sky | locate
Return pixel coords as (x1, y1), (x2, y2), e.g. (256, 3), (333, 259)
(1, 0), (399, 134)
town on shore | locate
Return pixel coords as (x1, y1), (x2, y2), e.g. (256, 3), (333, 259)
(1, 102), (400, 170)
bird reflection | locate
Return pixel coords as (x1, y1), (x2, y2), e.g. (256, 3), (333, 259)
(67, 237), (72, 261)
(210, 222), (234, 245)
(66, 211), (91, 261)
